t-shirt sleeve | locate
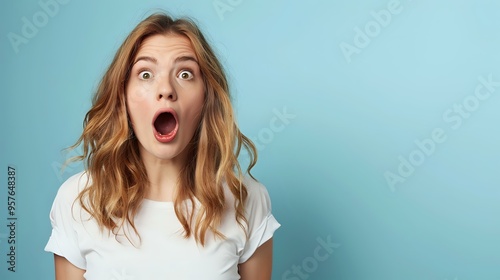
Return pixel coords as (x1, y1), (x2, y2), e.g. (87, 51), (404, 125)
(239, 177), (281, 263)
(44, 173), (87, 270)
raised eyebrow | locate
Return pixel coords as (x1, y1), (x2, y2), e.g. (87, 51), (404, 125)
(132, 55), (199, 67)
(174, 55), (199, 65)
(133, 56), (157, 65)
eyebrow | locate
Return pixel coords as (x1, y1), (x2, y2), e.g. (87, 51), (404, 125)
(133, 56), (157, 65)
(133, 55), (199, 66)
(174, 55), (198, 64)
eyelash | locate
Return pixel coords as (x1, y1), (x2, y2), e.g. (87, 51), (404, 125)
(137, 68), (153, 80)
(178, 69), (194, 80)
(135, 68), (196, 81)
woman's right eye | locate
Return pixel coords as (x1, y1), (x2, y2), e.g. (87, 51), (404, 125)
(139, 70), (153, 80)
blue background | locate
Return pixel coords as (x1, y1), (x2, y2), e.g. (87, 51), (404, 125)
(1, 0), (500, 279)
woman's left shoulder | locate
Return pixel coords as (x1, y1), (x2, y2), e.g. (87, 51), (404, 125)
(242, 175), (266, 192)
(241, 175), (273, 212)
(236, 175), (281, 263)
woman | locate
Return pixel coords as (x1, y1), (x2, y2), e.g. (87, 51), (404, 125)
(45, 12), (280, 279)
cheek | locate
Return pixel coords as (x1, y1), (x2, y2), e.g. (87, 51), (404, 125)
(127, 83), (150, 104)
(126, 92), (151, 125)
(183, 93), (205, 129)
(192, 89), (206, 119)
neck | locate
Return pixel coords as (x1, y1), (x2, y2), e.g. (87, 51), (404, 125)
(140, 150), (187, 202)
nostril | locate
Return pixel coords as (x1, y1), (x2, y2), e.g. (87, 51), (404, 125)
(166, 93), (177, 100)
(158, 91), (176, 101)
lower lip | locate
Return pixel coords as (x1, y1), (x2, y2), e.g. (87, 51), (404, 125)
(154, 127), (178, 143)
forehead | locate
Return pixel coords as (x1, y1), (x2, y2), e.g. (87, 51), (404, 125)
(135, 33), (196, 59)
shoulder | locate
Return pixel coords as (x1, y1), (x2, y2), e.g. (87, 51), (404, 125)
(222, 175), (273, 219)
(236, 175), (281, 263)
(237, 176), (277, 233)
(53, 171), (90, 206)
(242, 175), (272, 213)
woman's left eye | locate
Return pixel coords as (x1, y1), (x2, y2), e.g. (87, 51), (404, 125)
(178, 70), (194, 80)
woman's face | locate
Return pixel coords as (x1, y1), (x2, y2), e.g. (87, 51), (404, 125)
(126, 33), (205, 165)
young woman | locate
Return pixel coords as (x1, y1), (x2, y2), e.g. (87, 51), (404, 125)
(45, 13), (280, 280)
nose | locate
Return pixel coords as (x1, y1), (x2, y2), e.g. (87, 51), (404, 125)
(157, 76), (177, 101)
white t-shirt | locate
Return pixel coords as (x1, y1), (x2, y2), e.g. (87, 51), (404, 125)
(45, 172), (280, 280)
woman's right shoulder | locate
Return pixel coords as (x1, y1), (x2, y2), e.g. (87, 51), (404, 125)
(54, 171), (91, 203)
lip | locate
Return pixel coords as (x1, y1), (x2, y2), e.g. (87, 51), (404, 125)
(152, 108), (179, 143)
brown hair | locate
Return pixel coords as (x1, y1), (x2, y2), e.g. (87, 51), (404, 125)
(71, 12), (257, 245)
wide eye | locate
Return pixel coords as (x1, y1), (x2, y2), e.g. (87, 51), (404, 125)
(178, 70), (193, 80)
(139, 70), (153, 80)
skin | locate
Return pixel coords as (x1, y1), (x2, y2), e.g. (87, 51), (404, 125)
(54, 254), (84, 279)
(54, 33), (273, 280)
(239, 239), (274, 280)
(126, 33), (205, 201)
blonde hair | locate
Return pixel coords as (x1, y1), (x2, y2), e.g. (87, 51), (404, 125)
(71, 13), (257, 245)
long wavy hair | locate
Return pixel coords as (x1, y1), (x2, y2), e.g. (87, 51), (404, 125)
(71, 13), (257, 245)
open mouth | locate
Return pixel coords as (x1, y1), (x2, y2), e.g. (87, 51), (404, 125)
(153, 110), (178, 142)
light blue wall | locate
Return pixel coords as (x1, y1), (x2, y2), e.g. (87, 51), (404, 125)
(1, 0), (500, 279)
